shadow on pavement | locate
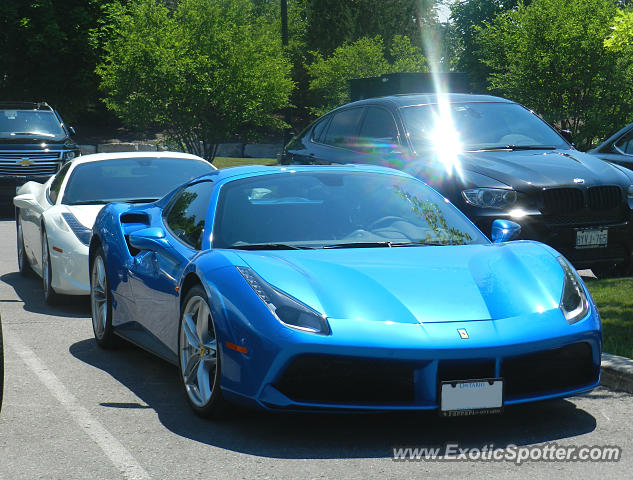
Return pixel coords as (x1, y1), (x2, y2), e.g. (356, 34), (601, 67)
(69, 337), (597, 459)
(1, 272), (90, 318)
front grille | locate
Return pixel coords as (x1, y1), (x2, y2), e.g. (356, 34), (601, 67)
(540, 186), (625, 225)
(0, 150), (62, 176)
(541, 188), (584, 213)
(274, 355), (416, 404)
(587, 186), (621, 210)
(501, 342), (597, 398)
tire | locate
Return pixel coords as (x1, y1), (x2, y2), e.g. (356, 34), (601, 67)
(178, 285), (227, 418)
(16, 209), (32, 276)
(90, 248), (118, 349)
(41, 227), (61, 305)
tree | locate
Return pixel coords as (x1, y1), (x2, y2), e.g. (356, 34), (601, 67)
(447, 0), (524, 91)
(476, 0), (633, 149)
(306, 35), (427, 115)
(605, 9), (633, 52)
(0, 0), (108, 122)
(95, 0), (293, 160)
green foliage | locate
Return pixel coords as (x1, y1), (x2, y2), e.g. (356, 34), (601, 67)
(605, 9), (633, 52)
(96, 0), (293, 160)
(447, 0), (523, 91)
(0, 0), (108, 122)
(306, 36), (428, 115)
(476, 0), (633, 149)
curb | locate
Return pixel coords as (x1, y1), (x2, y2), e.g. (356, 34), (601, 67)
(600, 353), (633, 393)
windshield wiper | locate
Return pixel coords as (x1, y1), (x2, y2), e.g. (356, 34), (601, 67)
(232, 243), (314, 250)
(65, 200), (106, 205)
(125, 198), (159, 204)
(470, 145), (557, 152)
(324, 241), (450, 249)
(10, 131), (55, 137)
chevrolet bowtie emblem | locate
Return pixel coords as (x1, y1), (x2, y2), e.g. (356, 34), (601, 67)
(17, 158), (34, 167)
(457, 328), (469, 339)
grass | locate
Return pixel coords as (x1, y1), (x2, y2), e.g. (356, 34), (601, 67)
(212, 157), (278, 169)
(585, 277), (633, 359)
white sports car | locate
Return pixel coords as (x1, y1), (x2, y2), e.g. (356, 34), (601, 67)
(13, 151), (215, 304)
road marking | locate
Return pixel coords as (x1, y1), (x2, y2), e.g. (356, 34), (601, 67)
(5, 331), (150, 480)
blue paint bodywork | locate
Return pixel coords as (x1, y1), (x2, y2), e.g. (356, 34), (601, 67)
(91, 164), (601, 412)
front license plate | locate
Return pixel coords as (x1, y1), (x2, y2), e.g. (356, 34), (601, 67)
(575, 228), (608, 249)
(440, 378), (503, 417)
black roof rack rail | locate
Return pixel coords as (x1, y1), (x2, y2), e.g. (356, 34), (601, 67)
(0, 101), (52, 110)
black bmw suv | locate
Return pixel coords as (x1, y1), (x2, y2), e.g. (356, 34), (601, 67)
(281, 94), (633, 276)
(0, 102), (80, 204)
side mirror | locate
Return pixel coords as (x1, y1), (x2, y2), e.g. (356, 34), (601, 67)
(128, 227), (168, 251)
(13, 193), (38, 210)
(491, 219), (521, 243)
(560, 129), (573, 144)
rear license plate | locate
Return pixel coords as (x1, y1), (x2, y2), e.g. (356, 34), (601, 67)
(440, 378), (503, 417)
(575, 228), (608, 249)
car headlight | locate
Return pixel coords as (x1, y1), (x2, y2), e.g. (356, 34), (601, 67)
(461, 188), (518, 209)
(63, 151), (76, 162)
(237, 266), (331, 335)
(557, 256), (589, 324)
(61, 212), (91, 246)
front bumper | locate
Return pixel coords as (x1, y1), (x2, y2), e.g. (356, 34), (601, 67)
(472, 211), (633, 269)
(48, 236), (90, 295)
(219, 306), (601, 412)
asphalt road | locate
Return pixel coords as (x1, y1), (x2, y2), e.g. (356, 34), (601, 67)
(0, 215), (631, 479)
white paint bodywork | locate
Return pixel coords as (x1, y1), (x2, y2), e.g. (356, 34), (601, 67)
(13, 151), (213, 296)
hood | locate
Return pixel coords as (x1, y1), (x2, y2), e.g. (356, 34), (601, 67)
(457, 149), (630, 190)
(65, 204), (106, 228)
(236, 242), (564, 324)
(0, 135), (71, 146)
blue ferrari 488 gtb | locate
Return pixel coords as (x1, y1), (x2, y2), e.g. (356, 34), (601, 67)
(89, 164), (601, 417)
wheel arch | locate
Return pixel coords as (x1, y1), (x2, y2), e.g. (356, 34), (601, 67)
(180, 272), (203, 307)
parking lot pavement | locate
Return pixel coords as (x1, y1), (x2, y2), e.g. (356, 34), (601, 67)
(0, 216), (632, 479)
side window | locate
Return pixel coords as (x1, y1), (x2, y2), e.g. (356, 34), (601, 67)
(165, 181), (214, 249)
(359, 107), (398, 143)
(311, 116), (330, 143)
(615, 130), (633, 155)
(48, 162), (72, 204)
(322, 108), (363, 148)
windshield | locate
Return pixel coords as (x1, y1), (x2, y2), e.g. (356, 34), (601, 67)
(213, 171), (487, 249)
(62, 157), (214, 205)
(401, 102), (568, 152)
(0, 109), (65, 138)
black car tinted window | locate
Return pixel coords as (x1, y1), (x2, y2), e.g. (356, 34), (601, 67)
(311, 116), (330, 143)
(165, 181), (214, 249)
(615, 130), (633, 155)
(48, 162), (72, 204)
(323, 108), (363, 147)
(401, 102), (568, 152)
(359, 107), (398, 143)
(0, 109), (65, 138)
(62, 157), (213, 205)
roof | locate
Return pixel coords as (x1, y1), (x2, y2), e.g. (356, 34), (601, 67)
(203, 163), (412, 184)
(69, 150), (214, 168)
(333, 93), (514, 111)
